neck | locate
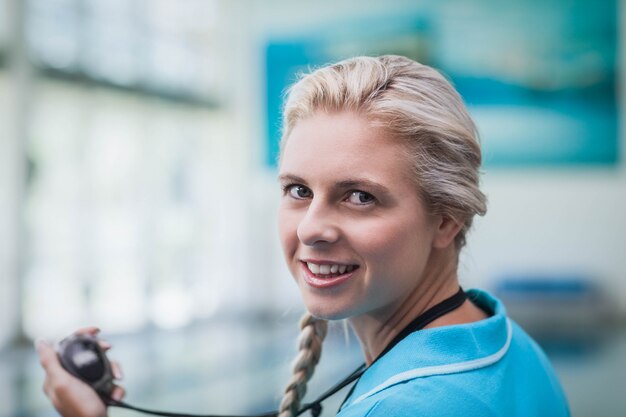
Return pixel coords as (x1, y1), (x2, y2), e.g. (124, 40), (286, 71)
(348, 246), (483, 365)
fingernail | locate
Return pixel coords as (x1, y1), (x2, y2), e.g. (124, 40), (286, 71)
(113, 366), (123, 379)
(111, 387), (123, 401)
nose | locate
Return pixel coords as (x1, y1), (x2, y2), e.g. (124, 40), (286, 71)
(297, 200), (340, 246)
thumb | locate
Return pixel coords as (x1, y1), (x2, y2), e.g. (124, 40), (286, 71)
(35, 339), (64, 374)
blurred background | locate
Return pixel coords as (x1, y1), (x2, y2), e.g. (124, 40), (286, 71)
(0, 0), (624, 416)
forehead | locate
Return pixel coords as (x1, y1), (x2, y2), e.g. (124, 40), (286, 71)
(280, 111), (415, 186)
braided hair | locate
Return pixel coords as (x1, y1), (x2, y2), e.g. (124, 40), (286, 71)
(278, 313), (328, 417)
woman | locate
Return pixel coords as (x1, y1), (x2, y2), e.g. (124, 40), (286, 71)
(37, 55), (570, 416)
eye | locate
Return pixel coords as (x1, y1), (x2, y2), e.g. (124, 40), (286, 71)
(347, 191), (375, 205)
(285, 184), (312, 199)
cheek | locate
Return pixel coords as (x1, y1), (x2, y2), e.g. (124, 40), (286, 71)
(356, 216), (432, 273)
(277, 207), (298, 255)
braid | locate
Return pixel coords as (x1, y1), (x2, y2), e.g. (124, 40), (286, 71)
(278, 312), (328, 417)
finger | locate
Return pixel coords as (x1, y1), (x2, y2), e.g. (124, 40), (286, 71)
(111, 385), (126, 401)
(98, 339), (113, 351)
(111, 361), (124, 380)
(35, 339), (65, 374)
(75, 326), (100, 336)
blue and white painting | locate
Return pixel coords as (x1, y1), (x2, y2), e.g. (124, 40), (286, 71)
(265, 0), (617, 168)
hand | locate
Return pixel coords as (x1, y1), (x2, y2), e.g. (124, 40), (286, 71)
(36, 327), (126, 417)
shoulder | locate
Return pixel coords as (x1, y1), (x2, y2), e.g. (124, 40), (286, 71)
(338, 363), (569, 417)
(339, 290), (570, 417)
(337, 378), (499, 417)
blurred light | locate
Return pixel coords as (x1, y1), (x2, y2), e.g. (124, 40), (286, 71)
(92, 265), (147, 333)
(23, 265), (84, 339)
(150, 283), (193, 329)
(28, 16), (80, 70)
(147, 0), (217, 34)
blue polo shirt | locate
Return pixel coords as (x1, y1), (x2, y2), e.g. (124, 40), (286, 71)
(337, 289), (570, 416)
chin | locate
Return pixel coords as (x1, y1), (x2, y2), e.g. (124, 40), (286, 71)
(301, 294), (353, 321)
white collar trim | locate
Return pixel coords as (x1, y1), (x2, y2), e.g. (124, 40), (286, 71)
(351, 318), (513, 405)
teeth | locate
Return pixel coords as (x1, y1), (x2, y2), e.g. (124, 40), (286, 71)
(306, 262), (356, 275)
(307, 262), (320, 274)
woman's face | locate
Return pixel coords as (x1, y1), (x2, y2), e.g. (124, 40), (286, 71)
(278, 111), (441, 321)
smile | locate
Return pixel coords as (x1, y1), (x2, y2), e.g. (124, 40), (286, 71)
(306, 262), (357, 276)
(300, 261), (359, 289)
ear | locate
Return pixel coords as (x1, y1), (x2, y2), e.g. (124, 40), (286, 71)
(432, 215), (463, 249)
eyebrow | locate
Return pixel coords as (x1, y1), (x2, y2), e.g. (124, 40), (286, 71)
(278, 173), (392, 197)
(278, 173), (307, 184)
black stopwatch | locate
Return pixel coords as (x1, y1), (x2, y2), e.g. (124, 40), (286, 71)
(57, 334), (115, 399)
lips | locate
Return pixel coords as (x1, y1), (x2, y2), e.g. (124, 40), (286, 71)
(300, 260), (359, 289)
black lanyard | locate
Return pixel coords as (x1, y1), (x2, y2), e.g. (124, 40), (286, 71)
(107, 288), (467, 417)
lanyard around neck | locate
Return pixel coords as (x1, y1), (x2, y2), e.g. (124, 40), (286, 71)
(295, 287), (468, 416)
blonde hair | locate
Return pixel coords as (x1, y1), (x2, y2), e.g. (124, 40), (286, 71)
(278, 313), (327, 417)
(278, 55), (487, 415)
(281, 54), (486, 248)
